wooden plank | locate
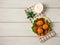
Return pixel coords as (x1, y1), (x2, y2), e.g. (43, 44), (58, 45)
(0, 37), (60, 45)
(0, 0), (60, 8)
(45, 8), (60, 22)
(0, 23), (33, 36)
(0, 23), (59, 36)
(0, 9), (60, 22)
(0, 9), (29, 22)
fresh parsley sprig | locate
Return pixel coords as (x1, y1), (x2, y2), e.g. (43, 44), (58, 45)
(26, 11), (36, 18)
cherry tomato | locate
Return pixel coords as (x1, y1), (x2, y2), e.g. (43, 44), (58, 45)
(34, 26), (38, 30)
(44, 30), (48, 35)
(37, 33), (41, 36)
(40, 18), (45, 21)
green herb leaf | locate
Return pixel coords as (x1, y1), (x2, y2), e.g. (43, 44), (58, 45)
(27, 15), (30, 18)
(32, 26), (38, 34)
(46, 20), (51, 24)
(33, 23), (37, 26)
(46, 20), (52, 31)
(50, 26), (52, 31)
(26, 11), (36, 19)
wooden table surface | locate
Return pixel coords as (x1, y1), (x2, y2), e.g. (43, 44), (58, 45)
(0, 0), (60, 45)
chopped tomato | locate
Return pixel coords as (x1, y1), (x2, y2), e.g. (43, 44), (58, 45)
(38, 33), (41, 36)
(43, 22), (45, 24)
(44, 30), (48, 35)
(40, 18), (45, 21)
(34, 26), (38, 30)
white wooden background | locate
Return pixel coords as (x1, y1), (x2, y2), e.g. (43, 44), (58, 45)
(0, 0), (60, 45)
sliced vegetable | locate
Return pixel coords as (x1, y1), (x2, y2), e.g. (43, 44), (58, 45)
(46, 20), (51, 24)
(50, 26), (52, 31)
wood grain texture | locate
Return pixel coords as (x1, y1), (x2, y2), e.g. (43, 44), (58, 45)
(0, 37), (60, 45)
(0, 23), (59, 36)
(0, 8), (60, 22)
(0, 0), (60, 45)
(0, 0), (60, 8)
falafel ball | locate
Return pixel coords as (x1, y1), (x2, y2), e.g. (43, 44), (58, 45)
(36, 20), (43, 26)
(37, 27), (43, 33)
(43, 24), (49, 30)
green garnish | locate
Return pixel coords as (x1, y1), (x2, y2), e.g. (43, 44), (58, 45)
(46, 20), (52, 31)
(46, 20), (50, 24)
(33, 23), (37, 26)
(34, 18), (40, 23)
(26, 11), (36, 19)
(50, 26), (52, 31)
(32, 26), (38, 34)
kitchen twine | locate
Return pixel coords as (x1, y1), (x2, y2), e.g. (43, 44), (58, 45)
(25, 5), (56, 42)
